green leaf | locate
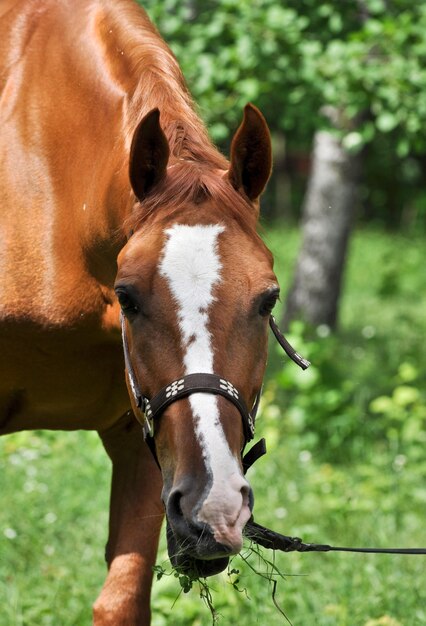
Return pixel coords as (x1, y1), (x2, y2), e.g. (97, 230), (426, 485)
(398, 362), (418, 383)
(396, 138), (410, 158)
(342, 131), (364, 153)
(376, 112), (399, 133)
(369, 396), (393, 414)
(392, 385), (420, 407)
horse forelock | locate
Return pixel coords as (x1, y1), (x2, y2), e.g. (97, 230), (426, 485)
(125, 161), (261, 241)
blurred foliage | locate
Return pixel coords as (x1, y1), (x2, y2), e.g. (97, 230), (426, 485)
(265, 225), (426, 464)
(269, 323), (426, 463)
(142, 0), (426, 147)
(140, 0), (426, 228)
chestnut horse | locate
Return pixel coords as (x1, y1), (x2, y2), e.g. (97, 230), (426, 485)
(0, 0), (278, 623)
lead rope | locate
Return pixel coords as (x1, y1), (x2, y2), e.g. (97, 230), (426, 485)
(244, 520), (426, 555)
(244, 447), (426, 556)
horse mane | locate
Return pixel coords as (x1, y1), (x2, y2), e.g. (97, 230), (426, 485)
(97, 0), (227, 168)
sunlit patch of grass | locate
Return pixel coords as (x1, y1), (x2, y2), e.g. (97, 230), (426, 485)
(0, 430), (110, 626)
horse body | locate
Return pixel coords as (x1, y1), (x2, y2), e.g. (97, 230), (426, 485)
(0, 0), (133, 433)
(1, 1), (276, 623)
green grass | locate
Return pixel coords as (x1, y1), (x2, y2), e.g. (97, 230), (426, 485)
(1, 226), (425, 625)
(0, 431), (109, 626)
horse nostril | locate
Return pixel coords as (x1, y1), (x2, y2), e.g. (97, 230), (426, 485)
(241, 484), (249, 500)
(166, 487), (201, 543)
(167, 489), (184, 522)
(241, 484), (254, 513)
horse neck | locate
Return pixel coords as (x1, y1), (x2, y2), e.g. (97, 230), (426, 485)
(101, 2), (227, 170)
(87, 0), (230, 268)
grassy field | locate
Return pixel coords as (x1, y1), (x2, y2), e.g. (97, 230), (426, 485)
(1, 226), (425, 625)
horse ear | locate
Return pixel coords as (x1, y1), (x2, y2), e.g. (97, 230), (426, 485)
(228, 104), (272, 203)
(129, 108), (170, 201)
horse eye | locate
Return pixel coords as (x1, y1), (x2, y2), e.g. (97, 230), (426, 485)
(259, 290), (279, 317)
(115, 289), (139, 315)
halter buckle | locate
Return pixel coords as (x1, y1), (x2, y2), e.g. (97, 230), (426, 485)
(142, 398), (154, 437)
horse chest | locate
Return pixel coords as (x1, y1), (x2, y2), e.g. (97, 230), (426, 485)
(0, 322), (129, 434)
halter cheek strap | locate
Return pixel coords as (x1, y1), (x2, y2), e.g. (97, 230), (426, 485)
(269, 315), (310, 370)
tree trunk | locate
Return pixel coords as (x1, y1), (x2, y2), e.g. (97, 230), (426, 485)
(283, 129), (360, 329)
(272, 132), (292, 221)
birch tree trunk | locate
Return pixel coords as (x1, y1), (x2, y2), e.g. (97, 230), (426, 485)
(283, 129), (360, 329)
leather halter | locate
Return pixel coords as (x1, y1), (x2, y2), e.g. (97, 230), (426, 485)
(120, 312), (309, 468)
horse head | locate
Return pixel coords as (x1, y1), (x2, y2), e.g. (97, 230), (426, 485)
(115, 104), (278, 577)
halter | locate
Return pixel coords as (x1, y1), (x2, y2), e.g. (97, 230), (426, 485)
(120, 312), (309, 468)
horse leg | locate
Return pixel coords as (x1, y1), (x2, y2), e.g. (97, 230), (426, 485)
(93, 413), (163, 626)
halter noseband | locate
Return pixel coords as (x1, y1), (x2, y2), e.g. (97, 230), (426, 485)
(120, 312), (309, 468)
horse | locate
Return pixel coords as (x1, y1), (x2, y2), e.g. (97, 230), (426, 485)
(0, 1), (278, 623)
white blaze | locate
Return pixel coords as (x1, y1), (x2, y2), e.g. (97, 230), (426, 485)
(159, 224), (249, 541)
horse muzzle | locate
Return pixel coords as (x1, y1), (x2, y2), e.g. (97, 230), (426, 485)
(163, 477), (254, 577)
(166, 521), (232, 577)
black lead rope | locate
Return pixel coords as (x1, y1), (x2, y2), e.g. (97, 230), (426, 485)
(244, 520), (426, 555)
(242, 461), (426, 555)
